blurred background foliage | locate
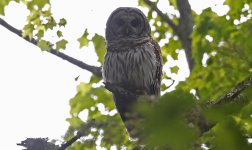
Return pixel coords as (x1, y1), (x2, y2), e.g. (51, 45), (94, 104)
(1, 0), (252, 149)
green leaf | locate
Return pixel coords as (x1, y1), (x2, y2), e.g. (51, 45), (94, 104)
(169, 0), (177, 8)
(37, 40), (51, 51)
(56, 30), (63, 38)
(138, 0), (149, 7)
(41, 10), (52, 17)
(212, 118), (252, 150)
(77, 82), (92, 94)
(95, 89), (114, 110)
(161, 39), (180, 62)
(66, 116), (84, 128)
(36, 30), (44, 40)
(170, 66), (179, 74)
(56, 39), (68, 50)
(225, 0), (244, 18)
(78, 29), (89, 48)
(92, 34), (106, 63)
(0, 7), (4, 15)
(161, 83), (167, 91)
(45, 17), (56, 30)
(58, 18), (67, 27)
(204, 103), (244, 123)
(22, 23), (34, 39)
(137, 90), (198, 150)
(170, 50), (178, 60)
(89, 75), (101, 83)
(31, 0), (49, 9)
(0, 0), (11, 15)
(69, 82), (95, 114)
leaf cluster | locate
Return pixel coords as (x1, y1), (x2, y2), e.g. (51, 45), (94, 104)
(2, 0), (252, 149)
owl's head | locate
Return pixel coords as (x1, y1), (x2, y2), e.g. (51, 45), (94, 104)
(105, 7), (151, 42)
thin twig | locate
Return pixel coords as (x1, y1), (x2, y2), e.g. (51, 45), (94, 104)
(58, 120), (96, 150)
(0, 18), (102, 77)
(166, 78), (175, 89)
(144, 0), (179, 34)
(58, 134), (82, 150)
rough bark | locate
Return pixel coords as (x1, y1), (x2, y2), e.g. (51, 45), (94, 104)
(176, 0), (194, 71)
(208, 76), (252, 106)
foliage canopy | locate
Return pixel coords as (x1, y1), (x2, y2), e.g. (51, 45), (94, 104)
(1, 0), (252, 149)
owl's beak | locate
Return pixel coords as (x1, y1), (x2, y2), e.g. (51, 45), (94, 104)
(125, 27), (129, 35)
(125, 23), (133, 36)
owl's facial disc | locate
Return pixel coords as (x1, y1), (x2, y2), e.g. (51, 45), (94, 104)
(111, 10), (144, 37)
(106, 7), (151, 42)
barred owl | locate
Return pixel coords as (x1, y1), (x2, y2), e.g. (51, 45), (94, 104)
(103, 7), (162, 122)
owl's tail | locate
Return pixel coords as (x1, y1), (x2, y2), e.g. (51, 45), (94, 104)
(113, 93), (142, 138)
(104, 82), (142, 138)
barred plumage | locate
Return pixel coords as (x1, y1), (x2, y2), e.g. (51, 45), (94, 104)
(103, 42), (158, 94)
(103, 7), (162, 122)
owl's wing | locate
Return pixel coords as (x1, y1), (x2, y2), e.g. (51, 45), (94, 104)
(151, 39), (163, 96)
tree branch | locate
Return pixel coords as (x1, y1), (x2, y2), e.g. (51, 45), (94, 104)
(17, 137), (60, 150)
(58, 120), (96, 150)
(104, 82), (137, 100)
(176, 0), (194, 37)
(0, 18), (102, 77)
(176, 0), (194, 71)
(208, 76), (252, 106)
(144, 0), (179, 34)
(144, 0), (194, 71)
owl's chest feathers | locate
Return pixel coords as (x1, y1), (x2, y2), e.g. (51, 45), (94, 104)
(103, 42), (157, 92)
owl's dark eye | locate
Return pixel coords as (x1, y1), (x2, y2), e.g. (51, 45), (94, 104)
(116, 18), (125, 26)
(131, 19), (139, 27)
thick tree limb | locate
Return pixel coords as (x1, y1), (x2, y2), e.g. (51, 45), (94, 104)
(144, 0), (194, 71)
(176, 0), (194, 71)
(176, 0), (194, 37)
(0, 18), (102, 77)
(198, 76), (252, 133)
(209, 76), (252, 106)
